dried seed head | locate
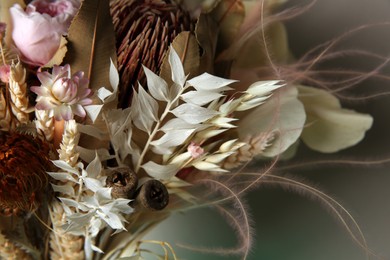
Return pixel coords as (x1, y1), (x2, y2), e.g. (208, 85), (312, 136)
(0, 131), (52, 216)
(106, 167), (138, 199)
(110, 0), (194, 108)
(133, 179), (169, 211)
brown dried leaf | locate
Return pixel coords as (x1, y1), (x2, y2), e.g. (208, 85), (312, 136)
(159, 31), (200, 86)
(64, 0), (117, 92)
(43, 36), (68, 68)
(210, 0), (245, 55)
(195, 13), (219, 74)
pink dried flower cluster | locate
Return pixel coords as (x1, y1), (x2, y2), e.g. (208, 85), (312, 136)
(31, 64), (92, 121)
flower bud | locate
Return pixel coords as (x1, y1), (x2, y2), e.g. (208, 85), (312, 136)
(133, 180), (169, 211)
(106, 168), (138, 199)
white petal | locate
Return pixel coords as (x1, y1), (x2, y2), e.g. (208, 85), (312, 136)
(299, 85), (373, 153)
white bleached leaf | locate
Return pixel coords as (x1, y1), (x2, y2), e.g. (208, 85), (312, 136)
(246, 80), (284, 96)
(171, 103), (218, 124)
(138, 85), (159, 122)
(91, 244), (104, 254)
(84, 177), (104, 193)
(86, 152), (102, 178)
(168, 82), (183, 101)
(205, 153), (234, 164)
(197, 129), (228, 139)
(109, 59), (119, 92)
(131, 90), (157, 133)
(78, 124), (108, 140)
(142, 161), (179, 180)
(48, 172), (78, 183)
(192, 161), (227, 172)
(51, 184), (75, 196)
(187, 73), (237, 91)
(143, 65), (169, 101)
(181, 90), (223, 106)
(170, 151), (192, 165)
(236, 95), (271, 111)
(298, 85), (373, 153)
(151, 129), (195, 148)
(59, 198), (89, 212)
(169, 46), (186, 86)
(85, 105), (103, 123)
(210, 116), (237, 128)
(51, 160), (80, 175)
(160, 118), (201, 131)
(97, 87), (113, 102)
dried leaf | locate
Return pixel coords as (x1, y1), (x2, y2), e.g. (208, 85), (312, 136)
(43, 36), (68, 68)
(142, 161), (179, 180)
(210, 0), (245, 53)
(195, 13), (219, 73)
(143, 65), (169, 102)
(64, 0), (117, 92)
(151, 129), (195, 149)
(181, 90), (223, 106)
(171, 103), (218, 124)
(159, 32), (200, 86)
(188, 72), (236, 91)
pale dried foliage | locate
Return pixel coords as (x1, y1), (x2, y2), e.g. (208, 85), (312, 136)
(49, 201), (85, 260)
(58, 120), (80, 166)
(8, 61), (30, 124)
(223, 131), (276, 169)
(35, 110), (54, 141)
(0, 232), (32, 260)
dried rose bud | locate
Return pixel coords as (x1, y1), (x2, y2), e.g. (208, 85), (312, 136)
(0, 131), (52, 216)
(106, 167), (138, 199)
(133, 179), (169, 211)
(110, 0), (194, 108)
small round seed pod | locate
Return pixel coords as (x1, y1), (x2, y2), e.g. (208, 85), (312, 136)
(106, 168), (138, 199)
(134, 180), (169, 211)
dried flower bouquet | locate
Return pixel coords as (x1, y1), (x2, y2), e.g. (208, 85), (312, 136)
(0, 0), (381, 259)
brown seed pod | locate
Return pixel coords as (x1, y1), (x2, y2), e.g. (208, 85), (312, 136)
(106, 167), (138, 199)
(133, 179), (169, 211)
(0, 131), (52, 216)
(110, 0), (195, 108)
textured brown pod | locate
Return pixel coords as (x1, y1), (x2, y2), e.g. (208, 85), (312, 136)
(133, 179), (169, 211)
(106, 167), (138, 199)
(110, 0), (195, 108)
(0, 131), (52, 216)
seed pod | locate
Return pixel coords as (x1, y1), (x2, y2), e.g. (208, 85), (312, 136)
(133, 180), (169, 211)
(110, 0), (195, 108)
(106, 168), (138, 199)
(0, 131), (52, 216)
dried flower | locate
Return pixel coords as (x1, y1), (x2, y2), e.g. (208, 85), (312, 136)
(0, 131), (51, 216)
(10, 0), (80, 66)
(0, 65), (10, 83)
(188, 142), (204, 159)
(31, 64), (92, 121)
(110, 0), (195, 108)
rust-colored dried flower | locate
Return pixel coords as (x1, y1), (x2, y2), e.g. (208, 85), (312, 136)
(110, 0), (194, 108)
(0, 131), (52, 216)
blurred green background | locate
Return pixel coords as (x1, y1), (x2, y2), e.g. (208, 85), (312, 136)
(144, 0), (390, 259)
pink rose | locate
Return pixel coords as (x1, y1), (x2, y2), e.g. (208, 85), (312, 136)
(10, 0), (80, 66)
